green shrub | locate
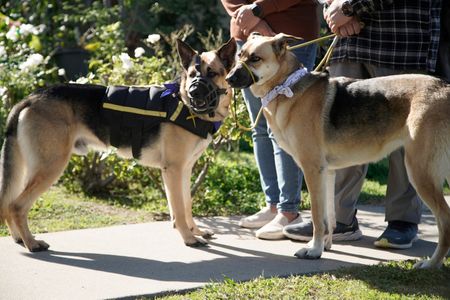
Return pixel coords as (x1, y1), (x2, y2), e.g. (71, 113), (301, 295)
(193, 152), (263, 216)
(0, 13), (57, 139)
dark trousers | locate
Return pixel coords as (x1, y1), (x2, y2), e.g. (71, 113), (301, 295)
(329, 62), (424, 225)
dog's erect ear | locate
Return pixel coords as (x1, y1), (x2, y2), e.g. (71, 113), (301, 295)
(217, 38), (237, 72)
(272, 33), (303, 57)
(177, 39), (197, 70)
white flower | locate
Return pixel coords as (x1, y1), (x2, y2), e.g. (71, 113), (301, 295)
(19, 24), (39, 36)
(6, 26), (19, 42)
(74, 76), (89, 84)
(119, 52), (133, 70)
(19, 53), (44, 71)
(134, 47), (145, 58)
(58, 68), (66, 76)
(0, 87), (7, 97)
(0, 86), (7, 102)
(71, 73), (94, 84)
(36, 24), (46, 34)
(0, 46), (6, 58)
(146, 34), (160, 44)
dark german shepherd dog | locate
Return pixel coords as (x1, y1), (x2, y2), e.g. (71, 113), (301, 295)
(0, 38), (236, 252)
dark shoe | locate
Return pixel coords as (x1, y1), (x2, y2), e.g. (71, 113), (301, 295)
(374, 221), (418, 249)
(283, 215), (362, 242)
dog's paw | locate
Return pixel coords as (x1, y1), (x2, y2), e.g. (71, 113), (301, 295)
(185, 237), (208, 248)
(413, 259), (442, 269)
(14, 237), (24, 245)
(294, 247), (322, 259)
(191, 227), (214, 239)
(324, 235), (333, 251)
(199, 228), (215, 239)
(202, 232), (214, 239)
(27, 240), (50, 252)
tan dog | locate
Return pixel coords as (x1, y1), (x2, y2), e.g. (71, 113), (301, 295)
(226, 32), (450, 268)
(0, 38), (236, 251)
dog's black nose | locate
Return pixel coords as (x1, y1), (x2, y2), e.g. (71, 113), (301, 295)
(226, 73), (238, 85)
(189, 87), (202, 98)
(188, 83), (208, 99)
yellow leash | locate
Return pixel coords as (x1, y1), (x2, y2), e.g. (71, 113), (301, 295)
(313, 35), (338, 72)
(232, 34), (338, 132)
(287, 33), (336, 52)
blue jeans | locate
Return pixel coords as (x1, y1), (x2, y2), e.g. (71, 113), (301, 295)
(237, 41), (318, 212)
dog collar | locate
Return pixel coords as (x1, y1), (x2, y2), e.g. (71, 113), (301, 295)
(261, 67), (308, 107)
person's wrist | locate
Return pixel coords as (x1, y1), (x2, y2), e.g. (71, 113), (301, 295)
(250, 3), (263, 18)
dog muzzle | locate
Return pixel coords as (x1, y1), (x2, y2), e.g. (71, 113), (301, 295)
(187, 56), (227, 117)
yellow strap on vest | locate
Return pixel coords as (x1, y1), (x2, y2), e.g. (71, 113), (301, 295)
(169, 100), (184, 121)
(103, 102), (167, 118)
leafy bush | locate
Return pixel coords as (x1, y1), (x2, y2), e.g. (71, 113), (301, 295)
(193, 152), (263, 216)
(0, 13), (57, 137)
(0, 1), (264, 216)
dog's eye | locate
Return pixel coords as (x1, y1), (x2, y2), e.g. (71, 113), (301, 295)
(249, 55), (261, 63)
(207, 71), (218, 78)
(189, 71), (196, 78)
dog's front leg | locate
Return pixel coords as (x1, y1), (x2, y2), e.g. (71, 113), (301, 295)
(295, 166), (327, 259)
(324, 170), (336, 251)
(162, 165), (207, 247)
(182, 163), (214, 239)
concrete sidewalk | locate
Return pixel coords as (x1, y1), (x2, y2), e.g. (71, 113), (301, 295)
(0, 205), (441, 300)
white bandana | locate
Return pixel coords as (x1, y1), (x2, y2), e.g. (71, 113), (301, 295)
(261, 68), (308, 107)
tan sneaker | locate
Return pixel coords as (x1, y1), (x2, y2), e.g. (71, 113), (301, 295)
(256, 213), (303, 240)
(238, 206), (277, 228)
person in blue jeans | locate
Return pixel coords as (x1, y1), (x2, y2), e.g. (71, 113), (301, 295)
(221, 0), (320, 239)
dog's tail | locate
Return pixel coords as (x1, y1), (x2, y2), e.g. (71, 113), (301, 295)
(0, 99), (32, 223)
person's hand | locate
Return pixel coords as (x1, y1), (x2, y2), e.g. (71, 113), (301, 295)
(336, 17), (362, 37)
(248, 20), (276, 37)
(234, 4), (261, 35)
(324, 0), (353, 34)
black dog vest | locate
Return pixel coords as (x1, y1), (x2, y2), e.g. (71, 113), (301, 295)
(102, 84), (220, 159)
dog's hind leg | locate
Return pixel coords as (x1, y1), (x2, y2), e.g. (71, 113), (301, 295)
(7, 106), (75, 252)
(413, 189), (450, 269)
(405, 151), (450, 268)
(0, 135), (27, 244)
(9, 151), (71, 252)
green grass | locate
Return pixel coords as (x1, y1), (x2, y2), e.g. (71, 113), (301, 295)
(156, 259), (450, 300)
(0, 186), (155, 237)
